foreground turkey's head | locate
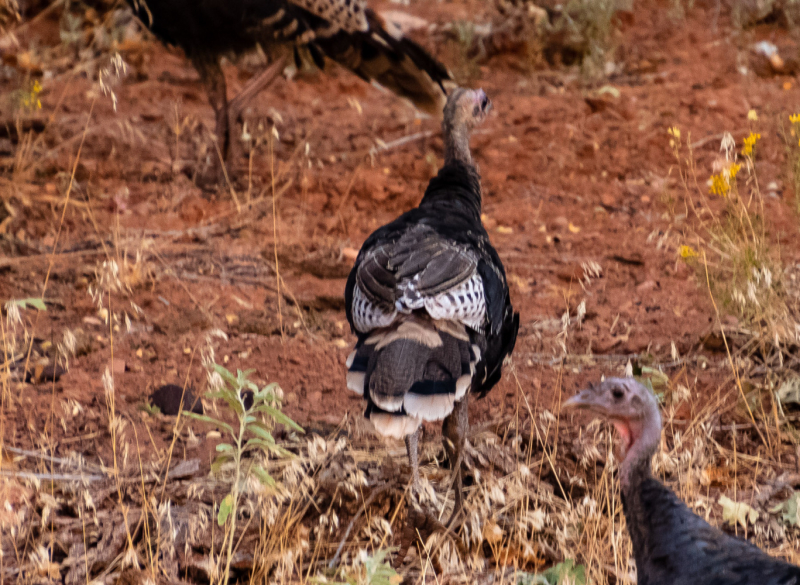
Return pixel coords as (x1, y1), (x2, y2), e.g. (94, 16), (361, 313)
(443, 88), (492, 131)
(563, 378), (661, 456)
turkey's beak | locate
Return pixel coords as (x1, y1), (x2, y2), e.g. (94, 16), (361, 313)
(563, 388), (597, 411)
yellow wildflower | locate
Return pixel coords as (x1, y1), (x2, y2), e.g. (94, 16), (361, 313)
(741, 132), (760, 156)
(709, 163), (740, 196)
(679, 245), (698, 259)
(21, 79), (42, 111)
(709, 173), (729, 196)
(790, 113), (800, 124)
(668, 127), (681, 140)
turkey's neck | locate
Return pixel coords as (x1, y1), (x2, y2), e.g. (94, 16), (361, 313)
(443, 120), (472, 167)
(619, 403), (662, 579)
(619, 404), (661, 495)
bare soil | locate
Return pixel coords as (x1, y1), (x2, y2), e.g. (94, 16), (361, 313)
(2, 0), (800, 578)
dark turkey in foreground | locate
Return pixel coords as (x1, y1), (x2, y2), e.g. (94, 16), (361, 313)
(564, 378), (800, 585)
(126, 0), (451, 175)
(344, 88), (519, 519)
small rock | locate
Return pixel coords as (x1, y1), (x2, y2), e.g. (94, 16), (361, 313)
(27, 364), (66, 384)
(636, 280), (657, 293)
(149, 384), (203, 416)
(111, 358), (126, 375)
(723, 315), (739, 328)
(356, 168), (388, 202)
(242, 390), (254, 410)
(557, 265), (585, 282)
(308, 390), (323, 404)
(601, 193), (617, 207)
(342, 247), (359, 262)
(317, 412), (343, 426)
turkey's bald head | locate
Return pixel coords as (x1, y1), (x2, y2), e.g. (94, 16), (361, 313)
(442, 88), (491, 166)
(564, 378), (661, 458)
(444, 88), (491, 131)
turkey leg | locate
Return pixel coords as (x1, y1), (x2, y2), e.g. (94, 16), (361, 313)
(228, 56), (286, 124)
(405, 425), (422, 489)
(226, 56), (286, 167)
(195, 57), (230, 181)
(442, 394), (468, 525)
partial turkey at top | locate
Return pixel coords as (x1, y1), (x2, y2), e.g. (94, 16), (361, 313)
(565, 378), (800, 585)
(344, 88), (519, 521)
(126, 0), (452, 175)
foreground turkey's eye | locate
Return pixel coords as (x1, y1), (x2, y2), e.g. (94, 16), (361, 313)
(480, 95), (489, 110)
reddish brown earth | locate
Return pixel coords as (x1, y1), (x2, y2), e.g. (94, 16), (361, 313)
(2, 0), (800, 463)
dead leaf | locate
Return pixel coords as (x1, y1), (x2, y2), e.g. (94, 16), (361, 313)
(509, 274), (530, 294)
(719, 495), (758, 529)
(483, 520), (504, 544)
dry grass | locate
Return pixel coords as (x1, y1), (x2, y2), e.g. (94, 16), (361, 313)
(2, 4), (800, 585)
(2, 358), (799, 584)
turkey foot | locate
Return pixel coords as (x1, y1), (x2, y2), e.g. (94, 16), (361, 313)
(442, 395), (468, 527)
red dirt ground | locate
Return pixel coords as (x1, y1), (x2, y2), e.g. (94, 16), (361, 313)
(2, 0), (800, 463)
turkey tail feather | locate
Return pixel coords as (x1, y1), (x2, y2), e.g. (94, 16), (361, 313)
(317, 9), (451, 114)
(346, 316), (478, 439)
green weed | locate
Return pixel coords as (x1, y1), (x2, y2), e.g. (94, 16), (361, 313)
(185, 364), (303, 585)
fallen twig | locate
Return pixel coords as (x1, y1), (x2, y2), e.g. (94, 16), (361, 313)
(328, 482), (396, 569)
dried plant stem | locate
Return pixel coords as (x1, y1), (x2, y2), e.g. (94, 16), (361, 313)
(220, 415), (248, 585)
(106, 289), (138, 574)
(702, 251), (767, 449)
(270, 129), (284, 339)
(21, 98), (95, 383)
(329, 483), (394, 569)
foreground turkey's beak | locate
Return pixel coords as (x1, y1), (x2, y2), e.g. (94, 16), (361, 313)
(563, 388), (595, 410)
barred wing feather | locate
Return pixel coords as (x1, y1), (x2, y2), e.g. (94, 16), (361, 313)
(352, 225), (486, 333)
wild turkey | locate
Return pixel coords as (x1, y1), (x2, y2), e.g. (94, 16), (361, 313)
(344, 88), (519, 520)
(564, 378), (800, 585)
(125, 0), (451, 175)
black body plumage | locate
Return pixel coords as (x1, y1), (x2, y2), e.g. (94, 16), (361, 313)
(125, 0), (450, 111)
(124, 0), (451, 174)
(625, 464), (800, 585)
(344, 159), (519, 433)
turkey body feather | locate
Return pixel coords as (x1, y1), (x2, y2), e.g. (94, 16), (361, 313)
(125, 0), (451, 174)
(343, 87), (514, 522)
(628, 474), (800, 585)
(127, 0), (450, 111)
(345, 160), (518, 430)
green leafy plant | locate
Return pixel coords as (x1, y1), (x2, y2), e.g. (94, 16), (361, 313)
(331, 548), (401, 585)
(8, 298), (46, 311)
(771, 491), (800, 527)
(185, 365), (303, 585)
(519, 559), (587, 585)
